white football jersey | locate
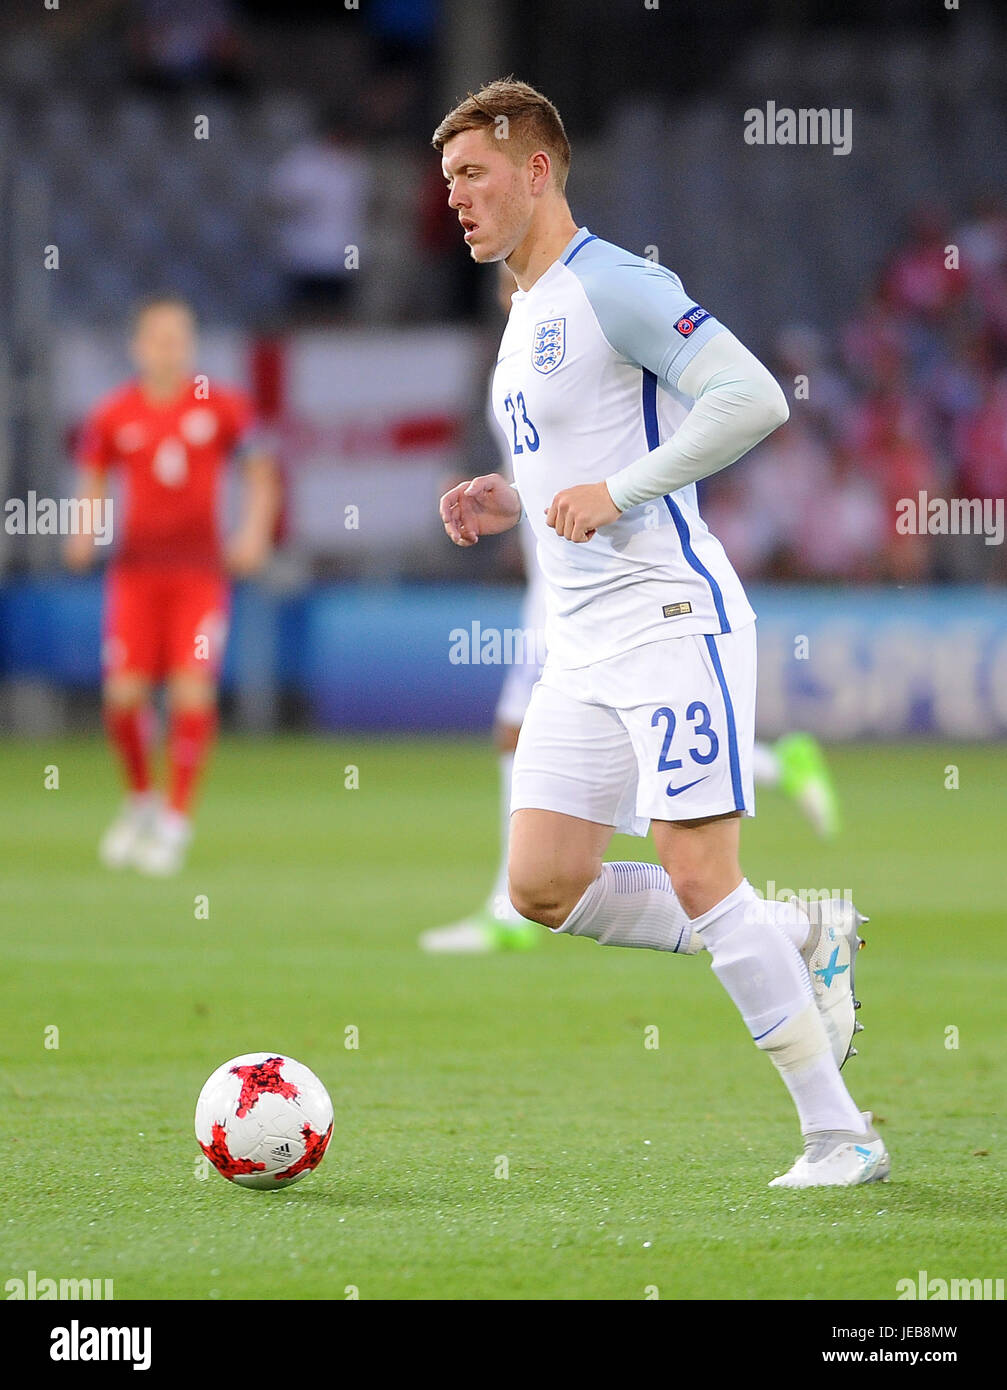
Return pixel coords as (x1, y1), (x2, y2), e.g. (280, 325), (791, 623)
(491, 228), (755, 670)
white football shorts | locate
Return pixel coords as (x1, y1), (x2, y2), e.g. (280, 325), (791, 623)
(511, 622), (756, 835)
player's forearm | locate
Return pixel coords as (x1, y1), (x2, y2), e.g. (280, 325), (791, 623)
(237, 455), (281, 544)
(64, 468), (109, 567)
(71, 467), (108, 535)
(604, 332), (789, 512)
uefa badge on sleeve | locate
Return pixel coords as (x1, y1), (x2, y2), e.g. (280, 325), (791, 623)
(674, 305), (710, 338)
(531, 317), (566, 374)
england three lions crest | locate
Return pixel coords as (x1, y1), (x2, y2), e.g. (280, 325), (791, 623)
(532, 317), (566, 374)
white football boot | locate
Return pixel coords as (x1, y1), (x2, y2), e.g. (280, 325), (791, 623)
(132, 809), (192, 876)
(801, 897), (866, 1070)
(770, 1111), (890, 1188)
(99, 793), (159, 869)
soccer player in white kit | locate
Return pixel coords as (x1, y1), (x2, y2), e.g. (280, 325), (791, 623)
(423, 269), (840, 956)
(433, 79), (889, 1187)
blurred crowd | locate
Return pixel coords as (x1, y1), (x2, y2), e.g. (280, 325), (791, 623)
(257, 111), (1007, 585)
(261, 128), (1007, 589)
(701, 200), (1007, 585)
(5, 1), (1004, 586)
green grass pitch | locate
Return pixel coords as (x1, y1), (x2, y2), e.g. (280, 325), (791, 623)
(1, 735), (1003, 1300)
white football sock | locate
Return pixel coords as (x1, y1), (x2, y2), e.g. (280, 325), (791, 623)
(489, 753), (523, 923)
(746, 888), (811, 951)
(158, 808), (191, 844)
(752, 740), (781, 787)
(554, 861), (700, 954)
(127, 790), (158, 818)
(693, 880), (865, 1135)
(776, 1046), (867, 1136)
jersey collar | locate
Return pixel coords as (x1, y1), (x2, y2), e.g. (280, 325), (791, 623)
(560, 227), (596, 265)
(510, 227), (593, 303)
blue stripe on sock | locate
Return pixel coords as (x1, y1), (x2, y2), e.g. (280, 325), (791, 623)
(752, 1015), (788, 1042)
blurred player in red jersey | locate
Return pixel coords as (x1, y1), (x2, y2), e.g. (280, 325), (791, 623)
(65, 296), (280, 874)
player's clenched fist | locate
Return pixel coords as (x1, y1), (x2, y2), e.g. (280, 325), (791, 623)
(546, 481), (621, 543)
(439, 473), (522, 546)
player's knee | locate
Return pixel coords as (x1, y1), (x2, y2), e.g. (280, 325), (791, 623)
(667, 868), (722, 921)
(168, 672), (217, 712)
(506, 887), (563, 929)
(103, 674), (150, 710)
(507, 869), (589, 930)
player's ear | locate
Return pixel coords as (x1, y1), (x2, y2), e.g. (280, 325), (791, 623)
(528, 150), (551, 193)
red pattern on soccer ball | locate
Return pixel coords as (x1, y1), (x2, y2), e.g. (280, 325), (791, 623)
(199, 1122), (267, 1180)
(230, 1056), (299, 1117)
(274, 1122), (334, 1182)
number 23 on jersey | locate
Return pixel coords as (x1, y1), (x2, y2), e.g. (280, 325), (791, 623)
(503, 391), (540, 455)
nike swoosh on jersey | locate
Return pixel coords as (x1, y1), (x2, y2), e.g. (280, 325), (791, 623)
(665, 776), (709, 796)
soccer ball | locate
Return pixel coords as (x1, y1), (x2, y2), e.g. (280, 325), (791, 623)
(195, 1052), (333, 1190)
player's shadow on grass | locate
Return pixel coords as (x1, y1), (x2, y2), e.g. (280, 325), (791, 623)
(287, 1181), (433, 1210)
(875, 1181), (996, 1220)
(289, 1171), (525, 1210)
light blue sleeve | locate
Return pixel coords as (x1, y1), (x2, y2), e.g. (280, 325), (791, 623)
(571, 254), (725, 392)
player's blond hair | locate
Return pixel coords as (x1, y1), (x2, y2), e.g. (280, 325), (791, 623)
(432, 77), (571, 192)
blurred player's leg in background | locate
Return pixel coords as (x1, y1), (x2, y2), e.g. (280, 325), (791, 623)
(98, 563), (163, 870)
(420, 567), (546, 953)
(99, 670), (158, 870)
(131, 671), (217, 876)
(419, 715), (539, 953)
(753, 734), (840, 839)
(131, 574), (230, 876)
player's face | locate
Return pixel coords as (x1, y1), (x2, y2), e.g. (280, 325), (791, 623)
(442, 129), (533, 265)
(130, 305), (196, 384)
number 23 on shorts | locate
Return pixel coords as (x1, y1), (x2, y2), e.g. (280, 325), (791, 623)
(651, 703), (719, 795)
